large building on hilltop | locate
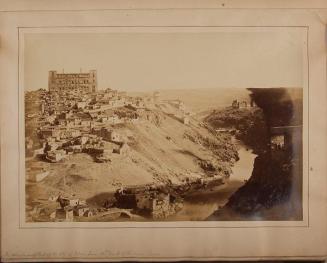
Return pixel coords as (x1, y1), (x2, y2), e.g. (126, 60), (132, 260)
(48, 70), (97, 93)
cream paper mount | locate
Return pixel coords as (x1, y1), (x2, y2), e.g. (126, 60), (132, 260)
(0, 1), (327, 262)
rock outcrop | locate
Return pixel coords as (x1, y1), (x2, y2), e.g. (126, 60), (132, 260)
(207, 88), (303, 220)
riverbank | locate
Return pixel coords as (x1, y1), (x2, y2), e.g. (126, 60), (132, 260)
(168, 142), (257, 221)
(102, 140), (256, 221)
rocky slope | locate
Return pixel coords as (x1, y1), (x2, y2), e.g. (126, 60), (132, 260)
(204, 106), (268, 154)
(26, 106), (238, 207)
(207, 88), (303, 220)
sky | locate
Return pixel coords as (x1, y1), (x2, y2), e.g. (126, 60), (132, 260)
(23, 29), (306, 91)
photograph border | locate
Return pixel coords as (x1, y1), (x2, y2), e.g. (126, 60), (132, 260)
(18, 25), (310, 229)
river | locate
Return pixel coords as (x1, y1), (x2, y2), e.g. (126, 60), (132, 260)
(168, 143), (257, 221)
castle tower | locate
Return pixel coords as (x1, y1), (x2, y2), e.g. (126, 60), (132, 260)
(48, 71), (57, 92)
(89, 70), (97, 93)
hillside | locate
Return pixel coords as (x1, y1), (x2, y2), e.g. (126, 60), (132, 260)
(26, 107), (238, 207)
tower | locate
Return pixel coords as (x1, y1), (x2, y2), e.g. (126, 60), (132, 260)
(48, 71), (57, 92)
(89, 70), (97, 92)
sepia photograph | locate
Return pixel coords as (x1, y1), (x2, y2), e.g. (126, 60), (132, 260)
(22, 28), (306, 223)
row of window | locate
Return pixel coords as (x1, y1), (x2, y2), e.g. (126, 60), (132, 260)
(55, 80), (92, 84)
(50, 86), (93, 90)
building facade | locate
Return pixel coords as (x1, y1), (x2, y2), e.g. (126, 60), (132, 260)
(48, 70), (97, 93)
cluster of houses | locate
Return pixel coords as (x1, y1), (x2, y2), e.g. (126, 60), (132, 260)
(39, 129), (130, 163)
(114, 185), (184, 219)
(26, 85), (191, 165)
(49, 195), (95, 221)
(37, 90), (146, 129)
(25, 86), (164, 162)
(33, 184), (185, 221)
(29, 194), (96, 222)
